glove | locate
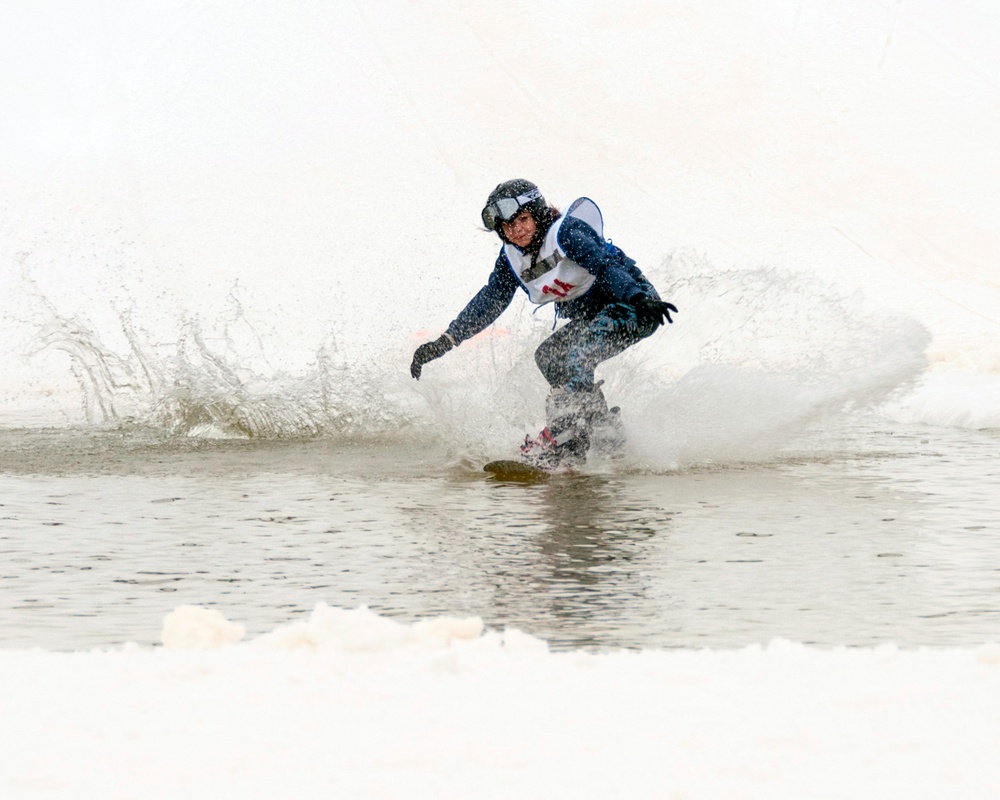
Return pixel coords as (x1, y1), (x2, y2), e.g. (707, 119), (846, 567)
(410, 334), (454, 380)
(631, 295), (678, 327)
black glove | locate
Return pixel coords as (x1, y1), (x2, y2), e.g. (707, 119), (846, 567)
(410, 334), (454, 380)
(632, 295), (678, 327)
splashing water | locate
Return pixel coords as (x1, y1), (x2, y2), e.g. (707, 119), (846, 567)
(619, 255), (930, 467)
(32, 305), (424, 440)
(28, 251), (928, 467)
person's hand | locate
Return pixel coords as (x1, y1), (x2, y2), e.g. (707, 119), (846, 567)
(410, 335), (454, 379)
(632, 295), (678, 327)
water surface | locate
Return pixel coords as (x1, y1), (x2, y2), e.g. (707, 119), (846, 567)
(1, 423), (998, 651)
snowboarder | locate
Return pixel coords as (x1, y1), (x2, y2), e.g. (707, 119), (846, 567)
(410, 179), (676, 468)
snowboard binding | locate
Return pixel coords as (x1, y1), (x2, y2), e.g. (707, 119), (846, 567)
(519, 382), (625, 470)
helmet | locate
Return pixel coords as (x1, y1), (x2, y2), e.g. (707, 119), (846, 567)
(481, 179), (547, 231)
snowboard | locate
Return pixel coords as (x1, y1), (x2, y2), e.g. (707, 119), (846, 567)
(483, 459), (552, 482)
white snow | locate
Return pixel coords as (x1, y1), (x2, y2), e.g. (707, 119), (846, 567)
(2, 604), (999, 799)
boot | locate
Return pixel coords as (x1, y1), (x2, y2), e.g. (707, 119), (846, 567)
(519, 388), (591, 469)
(582, 382), (626, 457)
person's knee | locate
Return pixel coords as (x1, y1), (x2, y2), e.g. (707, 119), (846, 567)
(533, 342), (550, 372)
(535, 342), (565, 387)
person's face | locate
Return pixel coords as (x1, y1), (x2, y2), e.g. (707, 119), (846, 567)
(501, 210), (536, 248)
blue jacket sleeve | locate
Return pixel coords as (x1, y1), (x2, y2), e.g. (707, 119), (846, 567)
(445, 252), (519, 345)
(557, 217), (650, 303)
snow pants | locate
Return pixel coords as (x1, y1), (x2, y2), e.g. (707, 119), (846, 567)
(534, 302), (659, 392)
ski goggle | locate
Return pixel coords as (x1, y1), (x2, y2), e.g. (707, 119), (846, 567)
(481, 188), (543, 231)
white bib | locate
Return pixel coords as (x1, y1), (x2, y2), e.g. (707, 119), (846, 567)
(503, 198), (604, 305)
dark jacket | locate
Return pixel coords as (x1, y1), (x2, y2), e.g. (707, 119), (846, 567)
(445, 216), (657, 345)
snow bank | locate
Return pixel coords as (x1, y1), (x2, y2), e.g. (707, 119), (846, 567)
(2, 605), (999, 799)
